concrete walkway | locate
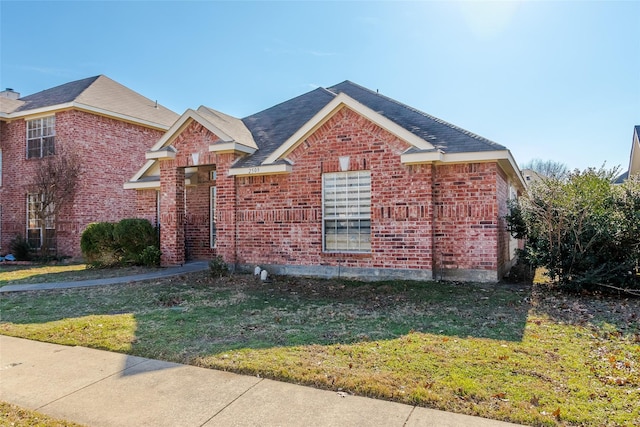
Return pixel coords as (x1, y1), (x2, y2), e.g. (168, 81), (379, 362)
(0, 336), (523, 427)
(0, 261), (210, 293)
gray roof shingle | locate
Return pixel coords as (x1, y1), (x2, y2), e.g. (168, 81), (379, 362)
(327, 81), (507, 154)
(234, 80), (507, 168)
(15, 76), (100, 112)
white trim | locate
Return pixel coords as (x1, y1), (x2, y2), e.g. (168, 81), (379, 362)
(400, 150), (444, 164)
(145, 147), (176, 160)
(228, 163), (293, 176)
(209, 141), (256, 155)
(148, 109), (234, 153)
(123, 180), (160, 190)
(400, 149), (526, 191)
(4, 102), (172, 131)
(262, 93), (435, 165)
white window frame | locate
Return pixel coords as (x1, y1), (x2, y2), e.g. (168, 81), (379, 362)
(322, 170), (371, 253)
(27, 193), (55, 249)
(26, 116), (56, 159)
(210, 186), (217, 248)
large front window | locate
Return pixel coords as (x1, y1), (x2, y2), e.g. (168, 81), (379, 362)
(27, 116), (56, 158)
(323, 170), (371, 252)
(27, 194), (55, 249)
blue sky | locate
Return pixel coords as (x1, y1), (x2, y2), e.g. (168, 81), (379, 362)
(1, 1), (638, 172)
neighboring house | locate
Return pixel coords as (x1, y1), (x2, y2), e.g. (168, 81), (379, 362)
(0, 75), (178, 257)
(127, 81), (526, 282)
(627, 125), (640, 179)
(616, 125), (640, 184)
(521, 168), (543, 184)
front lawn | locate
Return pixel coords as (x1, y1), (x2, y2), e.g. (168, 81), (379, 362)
(0, 271), (638, 426)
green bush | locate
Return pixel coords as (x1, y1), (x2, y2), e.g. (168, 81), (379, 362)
(9, 235), (32, 261)
(113, 219), (157, 265)
(507, 168), (640, 291)
(81, 219), (160, 267)
(209, 256), (229, 278)
(80, 222), (118, 267)
(139, 245), (161, 267)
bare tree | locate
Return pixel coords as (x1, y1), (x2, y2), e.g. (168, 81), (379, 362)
(28, 144), (82, 258)
(520, 158), (569, 180)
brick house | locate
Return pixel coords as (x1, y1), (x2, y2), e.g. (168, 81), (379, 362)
(127, 81), (525, 282)
(0, 75), (178, 257)
(615, 126), (640, 184)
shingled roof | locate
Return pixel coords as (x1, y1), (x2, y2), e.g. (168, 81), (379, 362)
(128, 79), (523, 188)
(231, 81), (507, 168)
(1, 75), (178, 129)
(327, 81), (507, 154)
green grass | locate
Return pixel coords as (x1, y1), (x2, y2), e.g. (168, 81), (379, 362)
(0, 263), (157, 287)
(1, 270), (638, 426)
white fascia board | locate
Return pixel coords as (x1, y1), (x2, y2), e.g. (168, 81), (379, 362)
(145, 148), (176, 160)
(7, 102), (74, 120)
(400, 149), (526, 190)
(6, 102), (172, 131)
(262, 93), (434, 165)
(73, 103), (172, 130)
(148, 109), (234, 153)
(228, 163), (293, 177)
(209, 142), (256, 155)
(400, 151), (444, 164)
(123, 180), (160, 190)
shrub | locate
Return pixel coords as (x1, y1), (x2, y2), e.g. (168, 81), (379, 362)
(209, 256), (229, 278)
(9, 235), (32, 261)
(113, 219), (157, 265)
(139, 245), (161, 267)
(80, 222), (118, 267)
(507, 168), (640, 291)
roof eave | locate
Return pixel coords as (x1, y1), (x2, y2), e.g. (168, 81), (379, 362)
(261, 93), (435, 166)
(209, 142), (257, 155)
(3, 102), (173, 130)
(401, 149), (526, 190)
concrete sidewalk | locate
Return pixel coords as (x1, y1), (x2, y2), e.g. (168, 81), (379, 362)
(0, 261), (210, 293)
(0, 336), (523, 427)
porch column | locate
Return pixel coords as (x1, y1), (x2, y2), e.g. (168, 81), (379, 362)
(160, 160), (185, 266)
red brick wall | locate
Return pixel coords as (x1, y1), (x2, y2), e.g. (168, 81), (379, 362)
(135, 189), (158, 225)
(0, 110), (165, 258)
(233, 107), (435, 271)
(185, 166), (217, 260)
(141, 109), (513, 280)
(432, 162), (500, 277)
(154, 120), (237, 265)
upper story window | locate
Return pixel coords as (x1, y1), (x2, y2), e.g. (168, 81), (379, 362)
(323, 170), (371, 252)
(26, 116), (55, 158)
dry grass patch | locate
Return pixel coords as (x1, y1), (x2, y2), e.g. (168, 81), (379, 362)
(0, 402), (87, 427)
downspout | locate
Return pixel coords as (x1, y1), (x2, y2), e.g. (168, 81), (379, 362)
(431, 163), (438, 281)
(233, 164), (239, 273)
